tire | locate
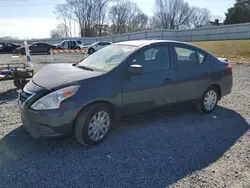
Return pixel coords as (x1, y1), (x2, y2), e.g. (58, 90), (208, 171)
(47, 48), (51, 54)
(75, 47), (81, 50)
(13, 78), (29, 90)
(196, 86), (219, 114)
(88, 48), (95, 54)
(21, 49), (26, 55)
(74, 103), (112, 146)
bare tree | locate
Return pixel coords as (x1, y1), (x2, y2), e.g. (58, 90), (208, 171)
(50, 24), (67, 38)
(50, 29), (62, 38)
(109, 0), (130, 34)
(151, 0), (194, 29)
(190, 7), (211, 28)
(54, 4), (73, 37)
(64, 0), (110, 37)
(109, 0), (149, 34)
(96, 0), (110, 36)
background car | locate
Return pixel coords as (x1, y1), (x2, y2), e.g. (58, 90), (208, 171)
(0, 42), (21, 53)
(16, 42), (57, 55)
(84, 41), (112, 54)
(55, 40), (84, 50)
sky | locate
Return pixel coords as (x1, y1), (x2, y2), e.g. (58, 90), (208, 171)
(0, 0), (235, 39)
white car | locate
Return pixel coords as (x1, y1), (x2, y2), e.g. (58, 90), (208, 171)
(56, 40), (85, 50)
(84, 41), (112, 54)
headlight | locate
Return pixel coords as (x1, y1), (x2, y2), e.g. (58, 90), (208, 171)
(31, 86), (79, 110)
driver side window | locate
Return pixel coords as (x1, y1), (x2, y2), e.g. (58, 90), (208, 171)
(134, 46), (170, 73)
(6, 43), (13, 47)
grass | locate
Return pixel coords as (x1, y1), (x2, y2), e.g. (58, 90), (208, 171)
(190, 40), (250, 62)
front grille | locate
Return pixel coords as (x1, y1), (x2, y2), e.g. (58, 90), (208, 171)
(19, 91), (32, 102)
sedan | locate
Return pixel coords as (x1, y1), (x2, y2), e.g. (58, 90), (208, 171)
(16, 42), (56, 55)
(0, 43), (21, 53)
(18, 40), (232, 146)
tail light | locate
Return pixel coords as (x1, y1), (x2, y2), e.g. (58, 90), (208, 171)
(226, 65), (232, 73)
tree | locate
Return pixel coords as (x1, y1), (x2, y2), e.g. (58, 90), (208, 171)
(50, 29), (62, 38)
(224, 3), (250, 24)
(151, 0), (194, 29)
(63, 0), (111, 37)
(54, 4), (73, 37)
(50, 24), (67, 38)
(236, 0), (250, 7)
(0, 36), (19, 40)
(190, 7), (211, 28)
(109, 0), (148, 35)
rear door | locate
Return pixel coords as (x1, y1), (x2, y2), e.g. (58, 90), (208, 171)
(121, 43), (177, 116)
(171, 43), (211, 102)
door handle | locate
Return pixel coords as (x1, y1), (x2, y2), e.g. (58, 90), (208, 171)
(163, 78), (172, 84)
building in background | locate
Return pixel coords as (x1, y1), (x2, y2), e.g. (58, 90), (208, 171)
(203, 19), (224, 27)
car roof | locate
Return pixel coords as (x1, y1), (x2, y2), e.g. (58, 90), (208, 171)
(114, 40), (210, 53)
(114, 40), (189, 47)
(31, 42), (50, 45)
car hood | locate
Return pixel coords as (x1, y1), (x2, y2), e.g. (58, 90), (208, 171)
(32, 63), (103, 89)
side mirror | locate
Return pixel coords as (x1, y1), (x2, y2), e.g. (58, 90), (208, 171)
(128, 64), (143, 75)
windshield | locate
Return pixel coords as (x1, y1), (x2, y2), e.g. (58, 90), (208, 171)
(91, 42), (99, 45)
(79, 45), (137, 72)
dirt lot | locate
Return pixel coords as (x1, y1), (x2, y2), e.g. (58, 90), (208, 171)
(0, 53), (249, 188)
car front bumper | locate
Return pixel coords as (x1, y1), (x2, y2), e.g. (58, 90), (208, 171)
(18, 100), (77, 139)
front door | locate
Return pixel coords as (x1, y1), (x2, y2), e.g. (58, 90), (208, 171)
(62, 41), (69, 49)
(122, 44), (177, 116)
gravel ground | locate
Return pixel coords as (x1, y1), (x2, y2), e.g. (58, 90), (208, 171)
(0, 54), (249, 188)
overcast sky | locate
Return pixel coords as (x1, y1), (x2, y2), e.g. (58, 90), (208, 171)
(0, 0), (235, 39)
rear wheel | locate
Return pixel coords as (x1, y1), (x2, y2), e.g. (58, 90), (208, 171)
(74, 103), (112, 146)
(47, 48), (51, 54)
(196, 86), (219, 114)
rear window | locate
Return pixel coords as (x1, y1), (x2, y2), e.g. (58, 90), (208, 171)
(175, 47), (206, 65)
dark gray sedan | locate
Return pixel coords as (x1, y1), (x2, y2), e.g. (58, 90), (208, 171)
(17, 42), (56, 55)
(18, 40), (232, 146)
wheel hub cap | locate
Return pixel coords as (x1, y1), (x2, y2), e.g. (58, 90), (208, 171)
(204, 90), (217, 111)
(88, 111), (110, 141)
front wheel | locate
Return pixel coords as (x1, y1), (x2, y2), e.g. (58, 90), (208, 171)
(196, 86), (219, 114)
(74, 103), (112, 146)
(21, 49), (26, 55)
(88, 48), (95, 54)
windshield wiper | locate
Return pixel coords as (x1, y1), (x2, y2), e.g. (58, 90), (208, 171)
(77, 65), (94, 71)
